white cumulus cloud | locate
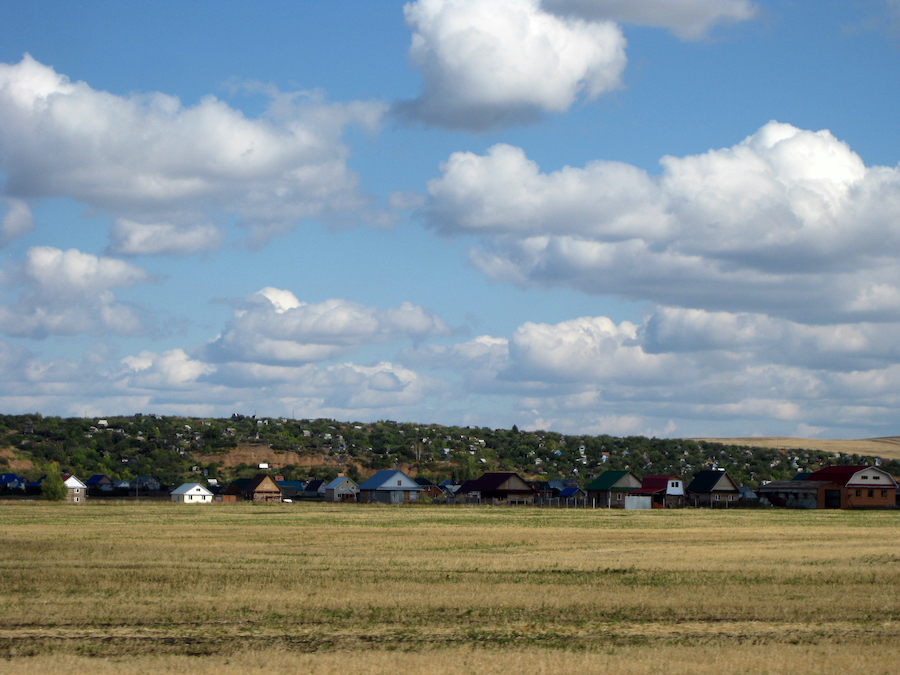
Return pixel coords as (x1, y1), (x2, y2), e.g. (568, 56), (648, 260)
(0, 55), (387, 250)
(396, 0), (626, 130)
(424, 122), (900, 324)
(204, 288), (451, 365)
(0, 247), (151, 338)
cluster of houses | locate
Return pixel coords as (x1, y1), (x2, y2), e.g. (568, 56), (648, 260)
(5, 465), (898, 510)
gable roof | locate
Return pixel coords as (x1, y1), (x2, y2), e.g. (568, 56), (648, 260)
(639, 475), (676, 492)
(324, 476), (357, 490)
(63, 475), (87, 489)
(687, 469), (738, 493)
(247, 473), (281, 493)
(585, 471), (640, 491)
(805, 465), (898, 487)
(357, 470), (422, 492)
(304, 479), (325, 492)
(558, 486), (585, 497)
(462, 472), (534, 494)
(170, 483), (213, 496)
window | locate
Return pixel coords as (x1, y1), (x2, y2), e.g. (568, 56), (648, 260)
(617, 493), (622, 501)
(397, 480), (402, 486)
(856, 489), (862, 497)
(873, 475), (881, 480)
(715, 494), (720, 501)
(868, 490), (874, 498)
(75, 488), (80, 493)
(728, 494), (734, 501)
(882, 490), (888, 498)
(862, 475), (869, 480)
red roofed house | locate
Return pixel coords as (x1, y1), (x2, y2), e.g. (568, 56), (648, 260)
(634, 475), (685, 508)
(803, 466), (898, 509)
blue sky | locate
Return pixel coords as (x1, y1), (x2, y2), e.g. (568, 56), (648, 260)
(1, 0), (900, 438)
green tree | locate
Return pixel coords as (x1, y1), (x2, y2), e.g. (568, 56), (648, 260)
(41, 465), (67, 501)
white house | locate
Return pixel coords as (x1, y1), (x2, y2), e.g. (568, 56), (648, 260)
(63, 475), (87, 504)
(170, 483), (214, 504)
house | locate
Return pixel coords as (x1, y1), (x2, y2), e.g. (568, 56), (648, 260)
(357, 470), (423, 504)
(63, 475), (87, 503)
(585, 470), (642, 508)
(85, 475), (114, 492)
(276, 480), (307, 499)
(457, 472), (536, 505)
(414, 477), (446, 500)
(302, 479), (326, 500)
(170, 483), (213, 504)
(0, 473), (25, 491)
(558, 486), (587, 505)
(324, 476), (359, 502)
(757, 480), (827, 509)
(632, 475), (685, 508)
(222, 474), (284, 502)
(687, 469), (740, 507)
(803, 466), (898, 509)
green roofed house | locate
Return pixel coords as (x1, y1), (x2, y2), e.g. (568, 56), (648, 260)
(585, 470), (641, 508)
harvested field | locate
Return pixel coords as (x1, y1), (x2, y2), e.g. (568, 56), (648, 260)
(693, 436), (900, 461)
(1, 502), (898, 673)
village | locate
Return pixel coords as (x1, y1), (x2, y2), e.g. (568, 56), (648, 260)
(8, 463), (898, 510)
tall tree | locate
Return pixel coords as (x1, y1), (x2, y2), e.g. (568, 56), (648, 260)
(41, 465), (67, 502)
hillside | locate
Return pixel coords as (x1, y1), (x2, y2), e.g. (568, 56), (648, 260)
(1, 413), (899, 490)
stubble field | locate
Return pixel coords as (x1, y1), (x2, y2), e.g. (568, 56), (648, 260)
(1, 501), (898, 674)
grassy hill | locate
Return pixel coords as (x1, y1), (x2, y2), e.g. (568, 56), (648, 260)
(2, 413), (899, 490)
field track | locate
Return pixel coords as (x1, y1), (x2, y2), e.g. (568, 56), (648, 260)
(1, 502), (898, 674)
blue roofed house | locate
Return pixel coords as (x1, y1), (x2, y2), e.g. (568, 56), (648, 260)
(324, 476), (359, 502)
(0, 473), (26, 491)
(357, 470), (423, 504)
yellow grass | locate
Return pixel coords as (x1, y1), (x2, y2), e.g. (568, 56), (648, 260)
(694, 436), (900, 461)
(1, 502), (899, 673)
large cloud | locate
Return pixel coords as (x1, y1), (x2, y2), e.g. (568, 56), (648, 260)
(424, 122), (900, 323)
(0, 55), (387, 251)
(396, 0), (626, 130)
(542, 0), (758, 40)
(203, 288), (451, 365)
(0, 247), (151, 338)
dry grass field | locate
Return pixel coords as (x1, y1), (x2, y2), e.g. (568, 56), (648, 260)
(1, 502), (899, 674)
(695, 436), (900, 461)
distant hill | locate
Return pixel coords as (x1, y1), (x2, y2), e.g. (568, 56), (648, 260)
(1, 413), (898, 489)
(694, 438), (900, 461)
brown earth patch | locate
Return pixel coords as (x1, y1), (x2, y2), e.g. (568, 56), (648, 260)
(0, 447), (33, 471)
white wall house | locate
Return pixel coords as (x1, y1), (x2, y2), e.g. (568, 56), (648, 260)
(170, 483), (213, 503)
